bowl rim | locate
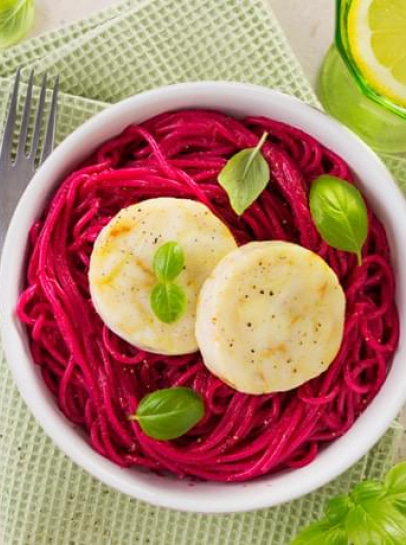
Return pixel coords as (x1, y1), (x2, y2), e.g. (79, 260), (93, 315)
(1, 80), (406, 514)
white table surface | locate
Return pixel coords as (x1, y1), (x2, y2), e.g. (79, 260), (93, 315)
(27, 0), (406, 460)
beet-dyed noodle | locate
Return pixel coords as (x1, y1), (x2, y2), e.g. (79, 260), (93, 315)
(17, 110), (399, 482)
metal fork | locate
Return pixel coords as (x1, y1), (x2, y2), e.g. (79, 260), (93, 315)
(0, 69), (59, 252)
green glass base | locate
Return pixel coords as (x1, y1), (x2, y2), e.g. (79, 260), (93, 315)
(318, 46), (406, 155)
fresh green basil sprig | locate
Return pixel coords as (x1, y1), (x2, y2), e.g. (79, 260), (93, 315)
(309, 175), (368, 266)
(218, 131), (270, 215)
(0, 0), (35, 49)
(129, 387), (205, 440)
(150, 241), (186, 323)
(292, 461), (406, 545)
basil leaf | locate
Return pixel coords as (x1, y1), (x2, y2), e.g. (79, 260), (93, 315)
(309, 175), (368, 265)
(218, 131), (270, 215)
(346, 481), (406, 545)
(292, 495), (351, 545)
(385, 461), (406, 514)
(150, 282), (186, 323)
(291, 518), (348, 545)
(0, 0), (34, 49)
(350, 480), (385, 503)
(130, 387), (205, 441)
(292, 468), (406, 545)
(325, 495), (352, 524)
(385, 461), (406, 494)
(153, 241), (185, 282)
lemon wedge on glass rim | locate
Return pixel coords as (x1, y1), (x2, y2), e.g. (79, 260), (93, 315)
(348, 0), (406, 109)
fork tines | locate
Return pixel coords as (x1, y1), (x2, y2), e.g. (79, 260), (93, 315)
(0, 69), (60, 168)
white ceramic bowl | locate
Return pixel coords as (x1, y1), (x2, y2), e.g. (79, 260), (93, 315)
(1, 82), (406, 514)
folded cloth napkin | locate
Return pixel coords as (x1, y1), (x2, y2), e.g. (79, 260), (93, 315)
(0, 1), (405, 544)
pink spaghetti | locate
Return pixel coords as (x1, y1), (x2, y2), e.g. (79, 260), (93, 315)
(17, 110), (399, 481)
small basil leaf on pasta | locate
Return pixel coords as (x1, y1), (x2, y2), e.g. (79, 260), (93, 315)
(0, 0), (34, 48)
(153, 241), (185, 282)
(218, 132), (270, 215)
(310, 175), (368, 265)
(150, 282), (186, 323)
(129, 387), (205, 441)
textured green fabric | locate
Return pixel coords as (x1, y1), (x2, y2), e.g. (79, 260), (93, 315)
(1, 1), (405, 544)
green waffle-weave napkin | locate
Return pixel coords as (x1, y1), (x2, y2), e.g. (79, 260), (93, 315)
(1, 1), (406, 544)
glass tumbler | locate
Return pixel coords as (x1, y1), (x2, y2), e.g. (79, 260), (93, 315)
(318, 0), (406, 154)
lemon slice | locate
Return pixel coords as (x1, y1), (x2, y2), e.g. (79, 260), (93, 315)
(348, 0), (406, 108)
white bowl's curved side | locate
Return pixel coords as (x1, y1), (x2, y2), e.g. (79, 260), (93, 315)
(1, 82), (406, 514)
